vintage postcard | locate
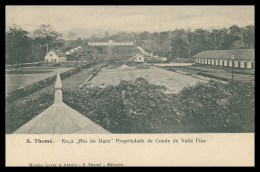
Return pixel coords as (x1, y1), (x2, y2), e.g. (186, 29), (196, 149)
(5, 5), (255, 166)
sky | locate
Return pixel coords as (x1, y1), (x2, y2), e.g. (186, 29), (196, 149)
(6, 6), (255, 33)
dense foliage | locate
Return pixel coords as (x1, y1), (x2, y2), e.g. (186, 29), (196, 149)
(62, 78), (179, 133)
(6, 24), (254, 64)
(6, 93), (54, 133)
(6, 24), (65, 64)
(176, 80), (255, 132)
(6, 25), (32, 64)
(6, 78), (254, 133)
(86, 25), (255, 60)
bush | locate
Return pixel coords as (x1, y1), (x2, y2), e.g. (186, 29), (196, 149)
(176, 80), (255, 132)
(6, 92), (54, 133)
(62, 78), (179, 133)
(6, 78), (255, 133)
(136, 63), (150, 69)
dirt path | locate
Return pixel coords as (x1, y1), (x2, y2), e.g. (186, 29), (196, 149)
(8, 63), (104, 106)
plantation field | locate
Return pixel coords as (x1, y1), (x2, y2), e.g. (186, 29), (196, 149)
(6, 67), (73, 94)
(89, 65), (208, 94)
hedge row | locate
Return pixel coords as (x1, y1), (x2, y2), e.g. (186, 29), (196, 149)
(6, 61), (94, 103)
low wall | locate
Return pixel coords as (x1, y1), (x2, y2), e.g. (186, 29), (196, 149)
(6, 61), (94, 103)
(153, 63), (193, 67)
(6, 62), (43, 69)
(78, 65), (105, 88)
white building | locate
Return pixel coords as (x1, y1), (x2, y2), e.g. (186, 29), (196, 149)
(193, 49), (255, 69)
(162, 57), (167, 62)
(135, 54), (145, 63)
(45, 50), (67, 63)
(70, 49), (74, 54)
(88, 40), (134, 46)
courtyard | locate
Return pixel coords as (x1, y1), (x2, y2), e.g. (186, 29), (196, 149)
(89, 65), (208, 94)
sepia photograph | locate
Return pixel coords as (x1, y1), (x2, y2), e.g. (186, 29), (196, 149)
(5, 5), (255, 166)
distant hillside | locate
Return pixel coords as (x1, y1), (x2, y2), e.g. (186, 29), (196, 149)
(59, 28), (120, 40)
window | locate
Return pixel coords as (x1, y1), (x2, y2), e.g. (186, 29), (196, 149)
(139, 57), (142, 60)
(227, 61), (229, 67)
(244, 62), (247, 68)
(238, 61), (240, 68)
(50, 53), (53, 56)
(251, 62), (255, 69)
(54, 59), (56, 62)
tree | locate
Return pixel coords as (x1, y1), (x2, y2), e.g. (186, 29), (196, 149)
(243, 25), (255, 49)
(67, 31), (77, 40)
(32, 24), (64, 61)
(33, 24), (64, 51)
(139, 31), (151, 40)
(229, 25), (244, 47)
(6, 25), (32, 64)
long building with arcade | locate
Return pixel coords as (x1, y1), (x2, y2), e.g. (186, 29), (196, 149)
(88, 40), (134, 46)
(193, 49), (255, 69)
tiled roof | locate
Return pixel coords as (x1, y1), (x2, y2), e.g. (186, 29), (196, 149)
(193, 49), (254, 60)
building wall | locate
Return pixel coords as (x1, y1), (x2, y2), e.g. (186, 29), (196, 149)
(246, 61), (252, 68)
(88, 41), (134, 46)
(45, 52), (59, 62)
(45, 51), (67, 62)
(215, 60), (219, 66)
(223, 60), (228, 66)
(195, 58), (254, 69)
(59, 57), (67, 62)
(219, 60), (223, 66)
(234, 61), (239, 68)
(240, 61), (245, 68)
(136, 56), (144, 62)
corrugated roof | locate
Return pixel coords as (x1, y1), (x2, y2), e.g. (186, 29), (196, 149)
(192, 49), (254, 60)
